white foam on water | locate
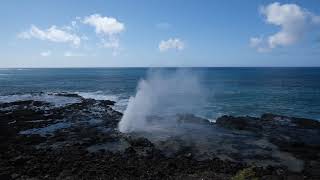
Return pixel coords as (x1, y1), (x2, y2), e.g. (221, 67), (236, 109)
(76, 91), (129, 112)
(0, 93), (81, 107)
(114, 98), (130, 112)
(0, 91), (130, 112)
(77, 91), (119, 101)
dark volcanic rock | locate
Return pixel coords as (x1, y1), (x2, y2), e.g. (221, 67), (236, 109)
(0, 100), (50, 108)
(261, 113), (320, 129)
(216, 113), (320, 147)
(176, 113), (212, 125)
(53, 92), (84, 98)
(216, 113), (320, 178)
(216, 115), (262, 132)
(127, 137), (154, 147)
(99, 99), (116, 106)
(1, 95), (320, 179)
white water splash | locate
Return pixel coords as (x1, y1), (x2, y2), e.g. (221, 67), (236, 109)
(118, 69), (206, 133)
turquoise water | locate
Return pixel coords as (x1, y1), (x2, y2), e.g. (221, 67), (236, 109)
(0, 68), (319, 120)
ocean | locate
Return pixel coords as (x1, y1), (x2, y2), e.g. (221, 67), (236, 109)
(0, 67), (319, 120)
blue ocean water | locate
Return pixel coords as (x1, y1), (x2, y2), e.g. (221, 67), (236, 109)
(0, 67), (319, 120)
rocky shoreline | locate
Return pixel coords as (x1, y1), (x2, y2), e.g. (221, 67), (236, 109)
(0, 93), (319, 179)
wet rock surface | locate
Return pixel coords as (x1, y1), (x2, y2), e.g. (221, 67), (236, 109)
(0, 93), (319, 179)
(216, 114), (320, 178)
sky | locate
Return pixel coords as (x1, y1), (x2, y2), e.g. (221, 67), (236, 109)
(0, 0), (320, 67)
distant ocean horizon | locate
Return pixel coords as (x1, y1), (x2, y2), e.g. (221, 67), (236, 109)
(1, 66), (320, 69)
(0, 67), (319, 121)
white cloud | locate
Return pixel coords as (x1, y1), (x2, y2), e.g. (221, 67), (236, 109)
(83, 14), (124, 35)
(71, 20), (77, 27)
(83, 14), (124, 54)
(40, 51), (51, 57)
(18, 25), (81, 47)
(250, 2), (320, 52)
(64, 51), (85, 57)
(62, 20), (77, 31)
(249, 37), (263, 48)
(18, 14), (126, 56)
(159, 38), (185, 52)
(249, 37), (270, 53)
(102, 36), (119, 49)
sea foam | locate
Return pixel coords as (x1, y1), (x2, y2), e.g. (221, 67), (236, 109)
(0, 93), (81, 107)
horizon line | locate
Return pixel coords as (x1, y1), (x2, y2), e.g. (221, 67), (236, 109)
(1, 66), (320, 69)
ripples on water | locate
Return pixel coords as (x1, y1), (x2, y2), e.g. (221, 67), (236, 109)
(0, 68), (319, 120)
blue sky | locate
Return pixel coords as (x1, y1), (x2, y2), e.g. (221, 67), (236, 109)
(0, 0), (320, 67)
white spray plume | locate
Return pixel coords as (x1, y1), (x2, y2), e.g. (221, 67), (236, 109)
(118, 69), (206, 133)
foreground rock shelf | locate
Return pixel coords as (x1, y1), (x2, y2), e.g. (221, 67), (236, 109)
(0, 94), (319, 179)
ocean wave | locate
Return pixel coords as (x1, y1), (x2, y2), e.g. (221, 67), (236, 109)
(0, 91), (131, 111)
(76, 91), (119, 101)
(75, 91), (129, 112)
(0, 93), (81, 107)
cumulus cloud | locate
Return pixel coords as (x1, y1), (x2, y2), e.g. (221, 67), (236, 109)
(159, 38), (185, 52)
(40, 51), (51, 57)
(83, 14), (124, 54)
(83, 14), (124, 35)
(250, 2), (320, 52)
(18, 25), (81, 47)
(62, 20), (78, 31)
(18, 14), (125, 56)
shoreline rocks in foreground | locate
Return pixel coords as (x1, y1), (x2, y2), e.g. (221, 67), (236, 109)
(0, 93), (319, 179)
